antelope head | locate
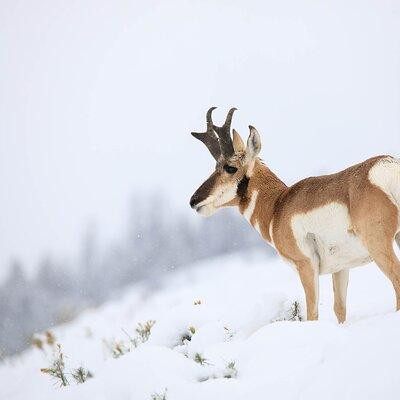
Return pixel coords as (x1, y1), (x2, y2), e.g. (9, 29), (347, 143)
(190, 107), (261, 216)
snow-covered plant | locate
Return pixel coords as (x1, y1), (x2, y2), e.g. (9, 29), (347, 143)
(45, 330), (56, 346)
(194, 352), (209, 365)
(274, 300), (303, 322)
(188, 326), (196, 335)
(223, 361), (237, 379)
(103, 338), (130, 358)
(129, 319), (156, 347)
(120, 327), (139, 348)
(40, 344), (69, 387)
(32, 336), (44, 351)
(180, 332), (191, 344)
(288, 301), (303, 321)
(71, 366), (93, 384)
(180, 326), (196, 344)
(104, 320), (157, 359)
(151, 388), (167, 400)
(136, 320), (156, 343)
(197, 359), (238, 382)
(32, 330), (57, 352)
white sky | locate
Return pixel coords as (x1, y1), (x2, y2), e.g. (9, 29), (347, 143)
(0, 0), (399, 276)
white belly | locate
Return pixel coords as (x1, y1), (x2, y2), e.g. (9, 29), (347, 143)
(291, 202), (371, 274)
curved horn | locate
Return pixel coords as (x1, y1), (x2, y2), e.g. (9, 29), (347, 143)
(191, 107), (221, 161)
(213, 107), (237, 158)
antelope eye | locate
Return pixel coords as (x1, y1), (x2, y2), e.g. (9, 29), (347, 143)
(224, 165), (238, 174)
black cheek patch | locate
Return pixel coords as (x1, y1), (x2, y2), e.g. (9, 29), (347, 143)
(237, 176), (249, 199)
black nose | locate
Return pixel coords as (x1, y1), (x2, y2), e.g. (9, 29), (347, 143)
(190, 195), (198, 209)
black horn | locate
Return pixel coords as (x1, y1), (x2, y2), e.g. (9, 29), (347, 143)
(212, 107), (236, 158)
(191, 107), (221, 161)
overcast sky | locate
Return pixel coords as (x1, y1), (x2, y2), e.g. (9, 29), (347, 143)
(0, 0), (399, 276)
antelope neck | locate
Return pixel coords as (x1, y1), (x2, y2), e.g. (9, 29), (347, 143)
(238, 159), (287, 243)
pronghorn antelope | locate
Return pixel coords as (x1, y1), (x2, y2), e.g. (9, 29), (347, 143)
(190, 107), (400, 323)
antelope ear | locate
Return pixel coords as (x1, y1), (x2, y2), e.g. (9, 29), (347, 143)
(245, 125), (261, 164)
(232, 129), (245, 152)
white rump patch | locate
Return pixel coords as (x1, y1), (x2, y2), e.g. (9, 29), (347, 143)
(369, 157), (400, 209)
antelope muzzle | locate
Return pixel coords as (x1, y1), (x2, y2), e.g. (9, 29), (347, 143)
(189, 172), (218, 212)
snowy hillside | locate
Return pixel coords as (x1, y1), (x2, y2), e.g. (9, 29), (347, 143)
(1, 250), (400, 400)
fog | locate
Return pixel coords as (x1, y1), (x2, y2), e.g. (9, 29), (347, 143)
(1, 1), (399, 275)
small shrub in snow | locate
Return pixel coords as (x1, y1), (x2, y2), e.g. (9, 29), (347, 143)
(45, 330), (56, 346)
(193, 299), (202, 305)
(180, 326), (196, 344)
(31, 337), (44, 351)
(41, 344), (94, 388)
(136, 320), (156, 343)
(40, 344), (69, 387)
(120, 327), (141, 348)
(180, 332), (191, 344)
(288, 301), (303, 321)
(151, 388), (167, 400)
(32, 330), (57, 352)
(71, 366), (93, 384)
(194, 352), (209, 366)
(224, 361), (238, 379)
(274, 300), (303, 322)
(188, 326), (196, 335)
(103, 338), (130, 358)
(104, 320), (156, 358)
(197, 360), (238, 382)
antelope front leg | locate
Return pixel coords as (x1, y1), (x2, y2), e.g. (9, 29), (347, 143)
(296, 260), (320, 320)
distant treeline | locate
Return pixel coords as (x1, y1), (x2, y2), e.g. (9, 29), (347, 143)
(0, 194), (272, 357)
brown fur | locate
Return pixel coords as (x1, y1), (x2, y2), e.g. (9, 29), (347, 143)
(190, 112), (400, 322)
(237, 155), (400, 321)
(192, 148), (400, 322)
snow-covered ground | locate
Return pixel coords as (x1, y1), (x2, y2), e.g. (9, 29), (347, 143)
(1, 250), (400, 400)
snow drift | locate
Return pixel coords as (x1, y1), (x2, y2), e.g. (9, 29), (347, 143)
(1, 250), (400, 400)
